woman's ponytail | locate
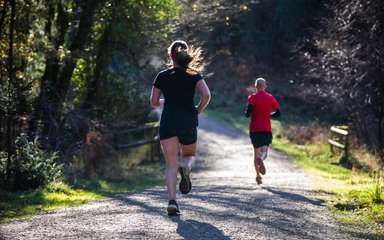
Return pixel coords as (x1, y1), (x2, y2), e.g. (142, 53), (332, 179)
(167, 40), (204, 74)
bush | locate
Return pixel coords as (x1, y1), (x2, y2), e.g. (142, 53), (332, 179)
(277, 122), (329, 145)
(0, 135), (63, 191)
(370, 171), (384, 204)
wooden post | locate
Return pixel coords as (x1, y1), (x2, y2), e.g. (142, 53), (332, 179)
(150, 139), (154, 161)
(345, 134), (349, 161)
(330, 131), (334, 155)
(113, 132), (119, 149)
(328, 126), (349, 164)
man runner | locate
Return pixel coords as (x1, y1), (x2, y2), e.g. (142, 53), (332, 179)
(245, 78), (281, 184)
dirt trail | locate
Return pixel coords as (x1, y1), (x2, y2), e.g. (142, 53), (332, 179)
(0, 115), (349, 240)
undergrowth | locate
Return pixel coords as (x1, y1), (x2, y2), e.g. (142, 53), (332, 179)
(0, 163), (164, 222)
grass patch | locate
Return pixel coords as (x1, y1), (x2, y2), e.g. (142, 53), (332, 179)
(207, 108), (384, 238)
(0, 163), (164, 222)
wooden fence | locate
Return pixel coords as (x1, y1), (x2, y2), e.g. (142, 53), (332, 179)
(328, 126), (349, 163)
(113, 123), (160, 161)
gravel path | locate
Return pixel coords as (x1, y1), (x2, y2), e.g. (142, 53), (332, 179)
(0, 115), (349, 240)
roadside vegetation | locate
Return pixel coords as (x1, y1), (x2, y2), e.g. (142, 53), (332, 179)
(0, 162), (163, 222)
(207, 108), (384, 239)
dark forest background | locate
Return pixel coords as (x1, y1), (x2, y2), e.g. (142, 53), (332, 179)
(1, 0), (383, 191)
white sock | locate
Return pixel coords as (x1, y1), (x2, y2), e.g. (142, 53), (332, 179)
(260, 151), (267, 161)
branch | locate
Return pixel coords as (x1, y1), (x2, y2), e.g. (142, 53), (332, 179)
(0, 0), (9, 38)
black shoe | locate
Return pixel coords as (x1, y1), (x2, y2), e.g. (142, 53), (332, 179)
(179, 167), (191, 194)
(167, 199), (180, 216)
(256, 176), (262, 185)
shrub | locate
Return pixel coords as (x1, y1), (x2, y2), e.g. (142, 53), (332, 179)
(369, 171), (384, 204)
(278, 122), (329, 145)
(2, 135), (63, 191)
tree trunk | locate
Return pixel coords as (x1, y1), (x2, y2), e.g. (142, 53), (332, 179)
(44, 1), (102, 149)
(83, 24), (113, 111)
(82, 0), (126, 113)
(29, 0), (70, 147)
(6, 0), (15, 188)
(28, 1), (57, 138)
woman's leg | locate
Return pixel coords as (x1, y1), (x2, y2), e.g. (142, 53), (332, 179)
(160, 137), (179, 200)
(178, 142), (197, 194)
(180, 142), (197, 171)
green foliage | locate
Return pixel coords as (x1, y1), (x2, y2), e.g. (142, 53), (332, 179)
(369, 171), (383, 204)
(1, 0), (182, 179)
(4, 136), (63, 191)
(69, 58), (91, 107)
(68, 0), (182, 122)
(94, 63), (152, 122)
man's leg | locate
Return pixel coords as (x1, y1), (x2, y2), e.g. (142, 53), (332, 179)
(255, 146), (266, 175)
(260, 145), (269, 160)
(254, 148), (263, 184)
(253, 147), (261, 175)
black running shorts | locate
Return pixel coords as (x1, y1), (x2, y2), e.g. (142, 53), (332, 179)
(159, 126), (197, 145)
(249, 132), (272, 148)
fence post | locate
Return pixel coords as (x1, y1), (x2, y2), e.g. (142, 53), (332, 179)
(330, 131), (334, 155)
(345, 134), (349, 161)
(150, 139), (154, 161)
(328, 126), (349, 164)
(113, 132), (118, 149)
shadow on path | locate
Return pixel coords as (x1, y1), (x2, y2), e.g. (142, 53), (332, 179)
(263, 187), (325, 206)
(112, 191), (165, 216)
(110, 185), (342, 240)
(171, 217), (230, 240)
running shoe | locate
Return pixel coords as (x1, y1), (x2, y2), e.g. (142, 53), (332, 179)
(167, 199), (180, 216)
(256, 157), (266, 175)
(179, 167), (191, 194)
(256, 176), (262, 185)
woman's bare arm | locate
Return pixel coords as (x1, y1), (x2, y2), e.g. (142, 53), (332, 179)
(195, 79), (211, 114)
(150, 86), (164, 107)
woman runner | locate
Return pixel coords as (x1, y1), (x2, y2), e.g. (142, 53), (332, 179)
(150, 40), (211, 215)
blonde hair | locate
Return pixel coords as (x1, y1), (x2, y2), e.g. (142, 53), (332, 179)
(166, 40), (204, 74)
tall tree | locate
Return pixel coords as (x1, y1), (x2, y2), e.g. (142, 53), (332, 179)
(29, 0), (103, 150)
(5, 0), (15, 186)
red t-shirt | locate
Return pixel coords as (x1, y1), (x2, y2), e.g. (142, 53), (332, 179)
(247, 91), (280, 132)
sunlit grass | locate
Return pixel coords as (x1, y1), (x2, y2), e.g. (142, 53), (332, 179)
(0, 163), (164, 222)
(0, 182), (99, 222)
